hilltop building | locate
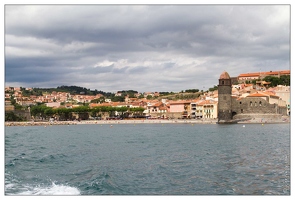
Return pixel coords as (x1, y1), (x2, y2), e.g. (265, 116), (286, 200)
(218, 71), (287, 123)
(238, 70), (290, 83)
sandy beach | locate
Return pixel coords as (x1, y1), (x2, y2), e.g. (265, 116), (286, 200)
(5, 119), (217, 126)
(5, 116), (290, 126)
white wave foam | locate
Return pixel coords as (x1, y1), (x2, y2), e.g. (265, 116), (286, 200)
(17, 183), (80, 195)
(5, 183), (16, 189)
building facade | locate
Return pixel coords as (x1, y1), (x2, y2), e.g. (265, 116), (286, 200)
(218, 71), (287, 123)
(238, 70), (290, 83)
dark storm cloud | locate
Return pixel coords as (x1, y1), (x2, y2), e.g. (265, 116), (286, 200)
(5, 5), (290, 92)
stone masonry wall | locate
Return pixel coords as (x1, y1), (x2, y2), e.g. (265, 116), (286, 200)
(233, 113), (282, 120)
(232, 97), (287, 115)
(218, 85), (232, 121)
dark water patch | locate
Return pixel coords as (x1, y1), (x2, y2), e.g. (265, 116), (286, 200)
(77, 171), (126, 195)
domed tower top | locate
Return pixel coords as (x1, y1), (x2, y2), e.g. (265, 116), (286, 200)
(219, 71), (230, 79)
(218, 71), (231, 86)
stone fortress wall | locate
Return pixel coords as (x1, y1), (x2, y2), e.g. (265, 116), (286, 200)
(231, 97), (287, 116)
(218, 71), (288, 123)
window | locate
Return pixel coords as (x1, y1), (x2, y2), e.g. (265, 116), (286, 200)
(241, 109), (243, 113)
(250, 101), (252, 106)
(222, 81), (224, 85)
(240, 102), (242, 104)
(259, 101), (262, 106)
(254, 102), (257, 106)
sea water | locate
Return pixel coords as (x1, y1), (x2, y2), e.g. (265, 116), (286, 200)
(5, 123), (290, 195)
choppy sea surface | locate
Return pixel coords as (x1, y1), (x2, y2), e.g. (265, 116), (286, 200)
(5, 123), (290, 195)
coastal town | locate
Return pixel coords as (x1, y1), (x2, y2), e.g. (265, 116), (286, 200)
(5, 70), (290, 125)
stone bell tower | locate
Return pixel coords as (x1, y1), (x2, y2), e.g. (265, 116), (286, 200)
(218, 71), (232, 122)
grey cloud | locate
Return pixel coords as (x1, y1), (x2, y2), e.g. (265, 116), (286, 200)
(127, 66), (148, 74)
(5, 5), (290, 92)
(81, 64), (115, 74)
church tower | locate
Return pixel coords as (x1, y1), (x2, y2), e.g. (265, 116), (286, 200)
(218, 71), (232, 122)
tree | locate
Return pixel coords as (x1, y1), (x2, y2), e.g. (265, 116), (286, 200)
(30, 105), (48, 119)
(44, 107), (55, 117)
(14, 104), (23, 110)
(111, 96), (125, 102)
(10, 98), (16, 105)
(185, 89), (199, 93)
(116, 106), (128, 118)
(91, 97), (105, 103)
(251, 79), (259, 85)
(72, 106), (90, 120)
(106, 106), (116, 117)
(56, 108), (71, 121)
(90, 107), (103, 118)
(72, 106), (89, 113)
(146, 95), (153, 100)
(262, 75), (290, 87)
(280, 75), (290, 86)
(129, 107), (145, 117)
(5, 112), (24, 121)
(208, 85), (218, 92)
(138, 94), (144, 98)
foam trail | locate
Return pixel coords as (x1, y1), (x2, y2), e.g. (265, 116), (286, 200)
(17, 182), (80, 195)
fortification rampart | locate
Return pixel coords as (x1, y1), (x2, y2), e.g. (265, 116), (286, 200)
(233, 113), (282, 120)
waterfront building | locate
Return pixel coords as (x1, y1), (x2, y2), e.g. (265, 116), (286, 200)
(198, 100), (218, 119)
(273, 85), (290, 115)
(190, 101), (198, 118)
(168, 100), (191, 119)
(217, 71), (288, 123)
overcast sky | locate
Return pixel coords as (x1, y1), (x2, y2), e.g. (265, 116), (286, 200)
(4, 4), (290, 93)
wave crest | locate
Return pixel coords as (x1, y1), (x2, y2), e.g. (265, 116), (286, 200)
(16, 182), (80, 195)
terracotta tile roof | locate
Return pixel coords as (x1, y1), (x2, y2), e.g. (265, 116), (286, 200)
(130, 102), (140, 106)
(154, 102), (163, 107)
(168, 100), (191, 104)
(247, 91), (279, 98)
(262, 91), (279, 98)
(220, 71), (231, 79)
(247, 92), (268, 97)
(90, 102), (112, 107)
(198, 100), (217, 105)
(239, 73), (260, 77)
(238, 70), (290, 77)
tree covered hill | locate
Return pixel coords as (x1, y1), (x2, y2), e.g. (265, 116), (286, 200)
(21, 86), (144, 101)
(23, 85), (112, 97)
